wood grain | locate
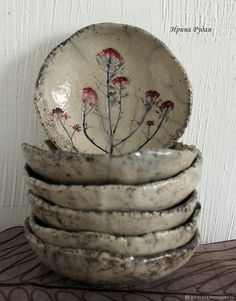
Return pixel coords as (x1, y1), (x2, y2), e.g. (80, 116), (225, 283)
(0, 0), (235, 242)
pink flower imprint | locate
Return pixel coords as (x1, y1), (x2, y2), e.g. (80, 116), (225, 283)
(51, 47), (175, 154)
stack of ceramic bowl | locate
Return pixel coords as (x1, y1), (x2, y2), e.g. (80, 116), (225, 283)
(23, 140), (202, 287)
(22, 23), (202, 288)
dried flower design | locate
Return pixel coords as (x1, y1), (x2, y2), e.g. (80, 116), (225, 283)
(50, 108), (78, 151)
(51, 47), (175, 154)
(72, 124), (81, 132)
(82, 87), (98, 108)
(51, 107), (69, 120)
(160, 100), (175, 111)
(112, 76), (129, 88)
(145, 90), (160, 105)
(96, 48), (124, 70)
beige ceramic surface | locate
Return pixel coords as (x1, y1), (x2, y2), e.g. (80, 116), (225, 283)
(22, 141), (199, 185)
(24, 153), (202, 211)
(29, 204), (200, 256)
(28, 190), (198, 235)
(24, 219), (199, 287)
(35, 23), (191, 155)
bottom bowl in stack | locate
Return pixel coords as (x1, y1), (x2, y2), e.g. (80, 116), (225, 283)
(25, 218), (200, 287)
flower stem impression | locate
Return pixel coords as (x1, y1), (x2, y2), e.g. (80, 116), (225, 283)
(51, 48), (175, 154)
(51, 108), (78, 152)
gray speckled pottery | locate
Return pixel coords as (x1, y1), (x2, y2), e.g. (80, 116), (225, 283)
(22, 141), (199, 185)
(24, 154), (202, 211)
(28, 190), (198, 235)
(34, 23), (192, 156)
(29, 204), (200, 256)
(24, 219), (200, 287)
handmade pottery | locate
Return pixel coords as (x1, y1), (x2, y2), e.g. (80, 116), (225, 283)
(29, 204), (200, 256)
(34, 23), (192, 156)
(24, 153), (202, 211)
(24, 219), (199, 287)
(22, 141), (198, 185)
(28, 190), (198, 235)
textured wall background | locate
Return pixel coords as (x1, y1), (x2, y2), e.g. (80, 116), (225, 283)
(0, 0), (235, 242)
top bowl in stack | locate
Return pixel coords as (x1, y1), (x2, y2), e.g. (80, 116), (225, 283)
(22, 140), (198, 185)
(22, 23), (201, 287)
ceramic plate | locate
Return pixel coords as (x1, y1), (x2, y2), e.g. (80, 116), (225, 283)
(35, 23), (192, 155)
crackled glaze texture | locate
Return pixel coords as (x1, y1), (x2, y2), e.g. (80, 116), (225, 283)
(29, 204), (200, 255)
(35, 23), (191, 155)
(22, 141), (198, 185)
(24, 220), (199, 287)
(24, 153), (202, 211)
(28, 190), (198, 235)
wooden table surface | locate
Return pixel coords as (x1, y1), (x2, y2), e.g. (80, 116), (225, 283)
(0, 226), (235, 301)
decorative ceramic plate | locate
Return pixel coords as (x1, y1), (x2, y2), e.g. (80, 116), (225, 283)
(35, 23), (192, 155)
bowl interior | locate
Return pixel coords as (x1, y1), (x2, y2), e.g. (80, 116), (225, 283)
(35, 23), (191, 155)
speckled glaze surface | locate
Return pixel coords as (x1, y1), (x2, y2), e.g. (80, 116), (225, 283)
(24, 153), (202, 211)
(34, 23), (192, 155)
(24, 219), (199, 287)
(28, 190), (198, 235)
(22, 141), (198, 185)
(29, 204), (200, 256)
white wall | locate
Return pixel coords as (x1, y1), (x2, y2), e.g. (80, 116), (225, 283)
(0, 0), (235, 243)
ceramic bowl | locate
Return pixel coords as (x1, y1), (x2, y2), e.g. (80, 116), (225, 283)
(24, 219), (199, 287)
(24, 153), (202, 211)
(35, 23), (192, 156)
(22, 141), (199, 185)
(28, 190), (198, 235)
(29, 204), (200, 256)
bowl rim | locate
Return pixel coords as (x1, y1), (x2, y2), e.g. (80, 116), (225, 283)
(28, 190), (198, 216)
(29, 203), (201, 240)
(22, 141), (199, 159)
(25, 217), (200, 260)
(23, 153), (202, 190)
(34, 22), (192, 153)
